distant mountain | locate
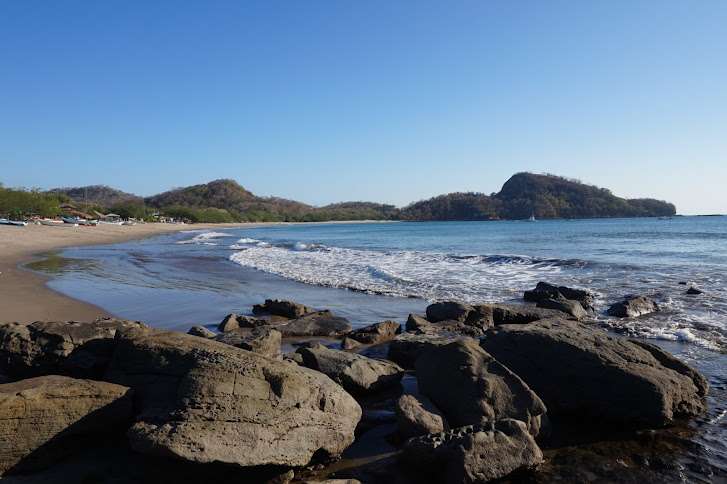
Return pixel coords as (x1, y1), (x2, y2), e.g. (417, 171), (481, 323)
(400, 173), (676, 220)
(48, 185), (142, 207)
(45, 173), (677, 222)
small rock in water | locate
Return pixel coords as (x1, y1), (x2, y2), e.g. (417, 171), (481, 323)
(187, 325), (216, 338)
(252, 299), (317, 319)
(218, 313), (268, 332)
(607, 295), (660, 318)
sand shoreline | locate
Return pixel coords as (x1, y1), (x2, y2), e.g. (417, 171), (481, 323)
(0, 220), (396, 325)
(0, 222), (263, 324)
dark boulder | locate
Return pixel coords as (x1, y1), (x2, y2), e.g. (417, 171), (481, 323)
(340, 337), (360, 350)
(395, 393), (450, 440)
(491, 304), (568, 324)
(0, 318), (147, 380)
(105, 327), (361, 467)
(536, 297), (589, 320)
(296, 345), (404, 396)
(405, 314), (431, 332)
(686, 287), (704, 295)
(524, 281), (595, 310)
(465, 304), (496, 330)
(402, 419), (543, 484)
(387, 332), (462, 370)
(0, 375), (133, 475)
(426, 301), (474, 323)
(218, 314), (268, 332)
(423, 302), (495, 334)
(628, 339), (708, 397)
(252, 299), (316, 319)
(482, 319), (707, 427)
(607, 295), (660, 318)
(347, 320), (401, 345)
(214, 328), (282, 357)
(187, 326), (216, 338)
(415, 339), (548, 438)
(273, 311), (351, 338)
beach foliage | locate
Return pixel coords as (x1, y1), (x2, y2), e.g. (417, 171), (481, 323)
(0, 186), (68, 219)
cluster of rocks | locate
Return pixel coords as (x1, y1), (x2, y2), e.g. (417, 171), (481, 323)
(0, 287), (710, 483)
(0, 318), (360, 482)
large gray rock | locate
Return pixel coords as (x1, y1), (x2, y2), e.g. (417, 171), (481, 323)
(296, 345), (403, 396)
(105, 328), (361, 467)
(387, 332), (462, 370)
(415, 339), (548, 438)
(395, 394), (450, 440)
(347, 320), (401, 345)
(607, 295), (660, 318)
(629, 339), (709, 397)
(536, 297), (589, 320)
(273, 311), (351, 337)
(0, 375), (133, 475)
(524, 281), (595, 310)
(405, 314), (431, 332)
(402, 419), (543, 484)
(426, 301), (474, 323)
(253, 299), (316, 319)
(218, 314), (268, 332)
(482, 319), (707, 426)
(420, 303), (496, 336)
(0, 318), (147, 379)
(214, 328), (282, 357)
(490, 304), (569, 324)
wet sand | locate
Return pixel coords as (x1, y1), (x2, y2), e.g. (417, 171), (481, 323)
(0, 222), (256, 324)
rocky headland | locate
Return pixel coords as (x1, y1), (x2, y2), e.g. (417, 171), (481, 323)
(0, 288), (717, 483)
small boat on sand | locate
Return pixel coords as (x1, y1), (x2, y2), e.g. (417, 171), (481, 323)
(33, 218), (77, 227)
(0, 219), (28, 226)
(99, 220), (124, 225)
(61, 217), (98, 226)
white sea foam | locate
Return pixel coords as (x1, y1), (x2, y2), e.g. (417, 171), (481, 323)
(176, 232), (230, 245)
(228, 243), (564, 303)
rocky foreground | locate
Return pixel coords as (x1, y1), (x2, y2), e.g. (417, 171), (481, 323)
(0, 283), (714, 483)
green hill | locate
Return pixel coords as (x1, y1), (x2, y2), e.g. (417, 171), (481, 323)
(48, 185), (142, 207)
(400, 173), (676, 220)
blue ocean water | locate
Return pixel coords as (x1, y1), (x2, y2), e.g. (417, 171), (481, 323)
(29, 216), (727, 472)
(35, 217), (727, 349)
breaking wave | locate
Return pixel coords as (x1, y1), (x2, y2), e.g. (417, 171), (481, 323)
(228, 242), (574, 303)
(176, 232), (231, 245)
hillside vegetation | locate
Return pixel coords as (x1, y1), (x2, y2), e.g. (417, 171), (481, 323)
(9, 173), (676, 222)
(400, 173), (675, 220)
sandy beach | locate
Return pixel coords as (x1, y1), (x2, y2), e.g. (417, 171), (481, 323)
(0, 222), (255, 324)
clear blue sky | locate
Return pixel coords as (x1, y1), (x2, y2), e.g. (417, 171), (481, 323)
(1, 1), (725, 214)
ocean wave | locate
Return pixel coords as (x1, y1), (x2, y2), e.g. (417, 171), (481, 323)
(229, 237), (271, 249)
(228, 243), (567, 303)
(176, 232), (231, 245)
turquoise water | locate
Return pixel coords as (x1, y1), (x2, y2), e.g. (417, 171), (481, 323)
(30, 216), (727, 473)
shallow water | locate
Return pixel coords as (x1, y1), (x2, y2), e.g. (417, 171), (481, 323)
(27, 217), (727, 475)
